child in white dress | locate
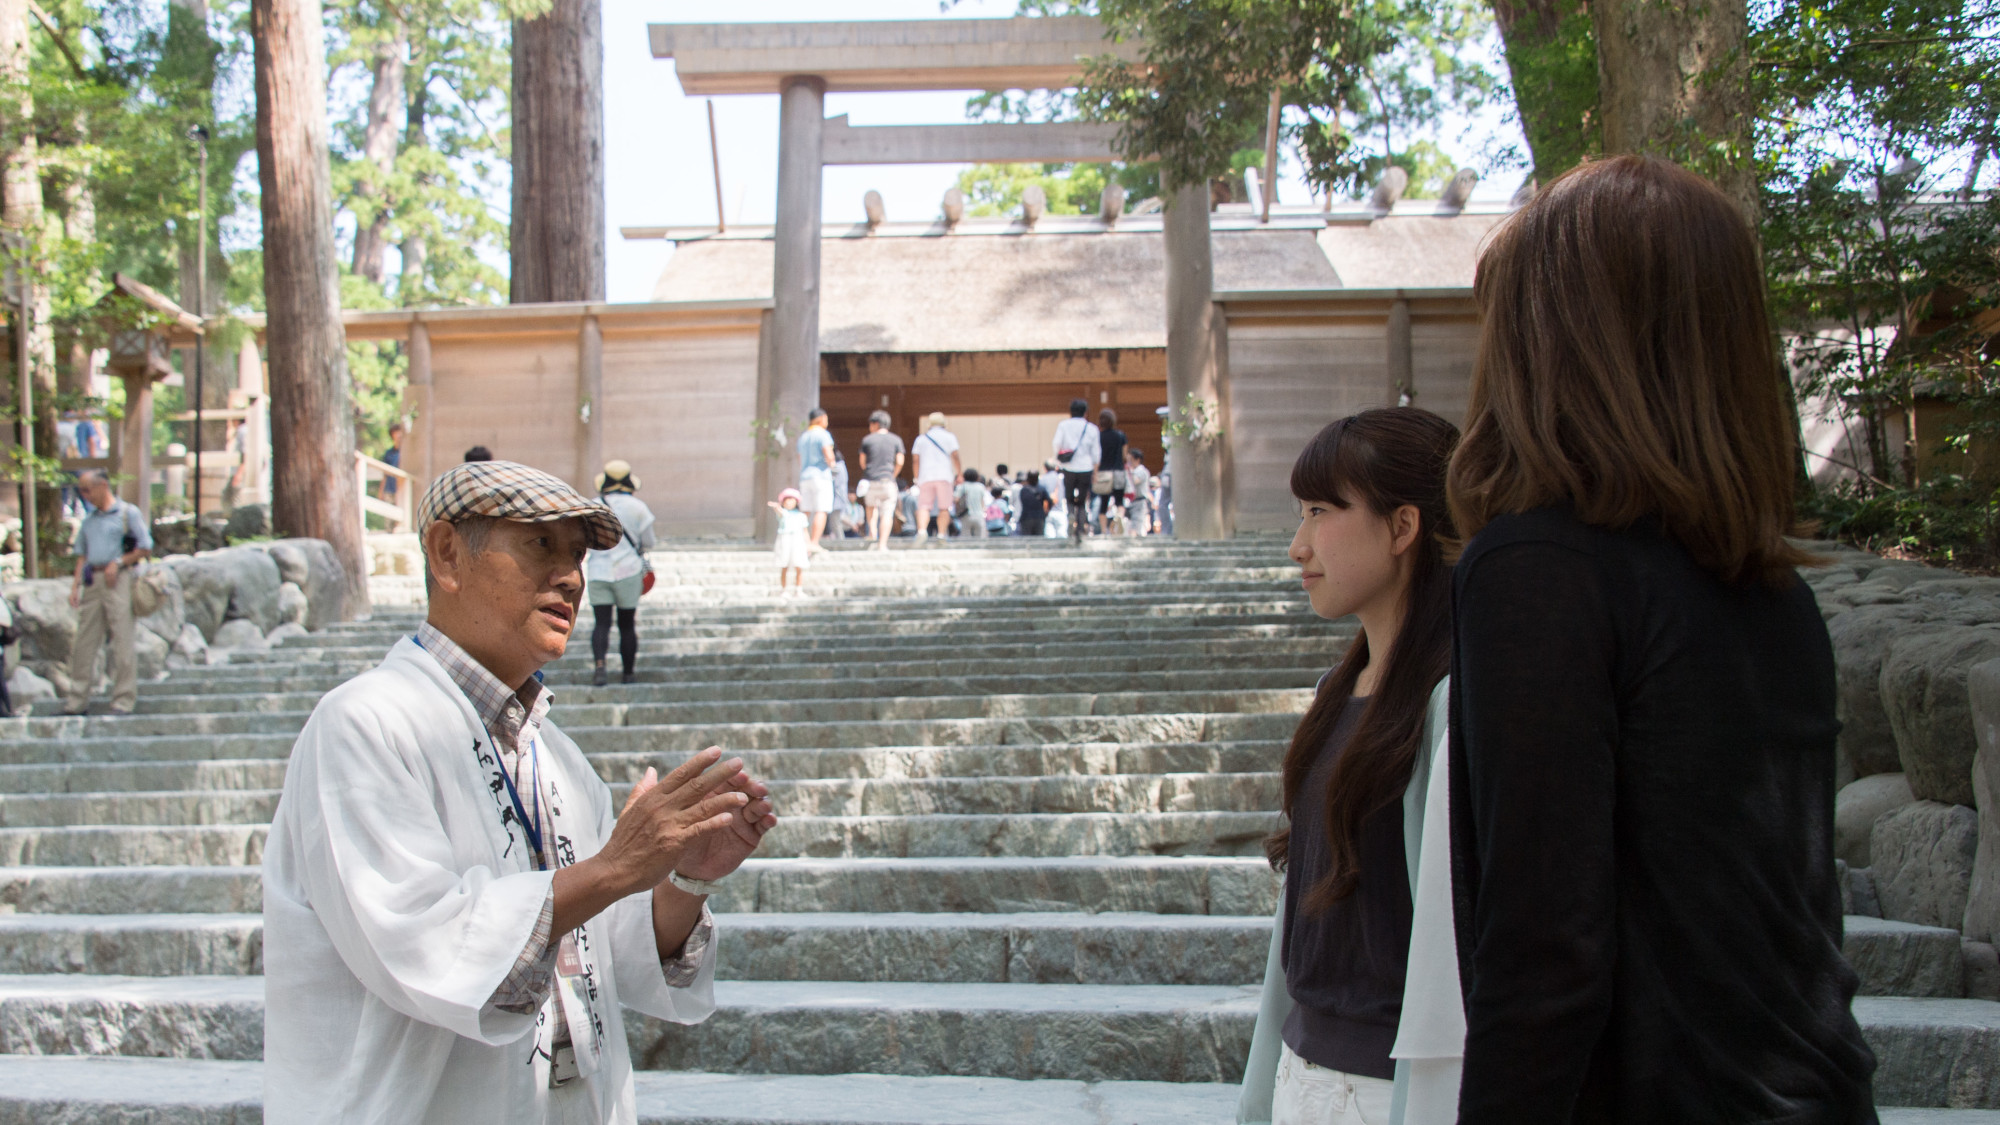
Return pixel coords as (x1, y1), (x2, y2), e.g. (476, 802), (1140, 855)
(769, 488), (811, 595)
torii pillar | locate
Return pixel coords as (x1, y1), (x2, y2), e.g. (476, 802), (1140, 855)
(767, 75), (825, 539)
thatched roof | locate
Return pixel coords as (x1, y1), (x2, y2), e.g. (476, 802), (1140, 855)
(648, 205), (1500, 353)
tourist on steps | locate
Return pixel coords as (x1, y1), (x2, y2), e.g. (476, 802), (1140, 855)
(1094, 408), (1127, 535)
(795, 408), (837, 555)
(770, 487), (811, 595)
(587, 460), (655, 687)
(62, 469), (151, 716)
(262, 459), (776, 1124)
(857, 409), (905, 551)
(1445, 156), (1877, 1122)
(1239, 408), (1461, 1125)
(911, 412), (962, 545)
(1052, 400), (1101, 543)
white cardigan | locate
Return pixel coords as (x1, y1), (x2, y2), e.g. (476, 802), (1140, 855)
(1237, 678), (1464, 1125)
(262, 638), (717, 1125)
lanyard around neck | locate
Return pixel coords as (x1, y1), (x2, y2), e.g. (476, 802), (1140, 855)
(495, 742), (545, 866)
(412, 632), (547, 866)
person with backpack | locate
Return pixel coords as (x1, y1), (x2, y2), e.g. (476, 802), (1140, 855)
(585, 460), (655, 687)
(954, 469), (991, 539)
(1051, 400), (1101, 543)
(857, 410), (906, 551)
(911, 413), (962, 545)
(1238, 408), (1460, 1125)
(1015, 472), (1051, 538)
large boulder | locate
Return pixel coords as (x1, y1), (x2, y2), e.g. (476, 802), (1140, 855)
(167, 623), (208, 671)
(212, 618), (267, 651)
(1967, 660), (2000, 943)
(1872, 800), (1980, 929)
(1830, 606), (1939, 780)
(5, 662), (54, 707)
(275, 582), (308, 628)
(133, 623), (168, 680)
(167, 547), (282, 641)
(4, 579), (77, 670)
(1836, 773), (1917, 868)
(1882, 626), (2000, 806)
(133, 563), (185, 649)
(256, 539), (347, 630)
(223, 503), (271, 542)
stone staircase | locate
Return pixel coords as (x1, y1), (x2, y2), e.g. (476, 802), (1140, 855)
(0, 538), (1993, 1124)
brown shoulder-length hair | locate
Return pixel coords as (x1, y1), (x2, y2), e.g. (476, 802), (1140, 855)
(1267, 408), (1458, 912)
(1448, 155), (1812, 585)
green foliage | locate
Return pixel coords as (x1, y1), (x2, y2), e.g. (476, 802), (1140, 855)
(953, 161), (1158, 215)
(1753, 0), (2000, 563)
(1488, 0), (1598, 183)
(1801, 475), (2000, 569)
(1046, 0), (1499, 196)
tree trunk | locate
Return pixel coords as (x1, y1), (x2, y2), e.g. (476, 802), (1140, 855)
(351, 17), (406, 286)
(60, 151), (95, 399)
(509, 0), (603, 303)
(1, 0), (59, 568)
(1490, 0), (1601, 185)
(254, 0), (367, 614)
(398, 79), (428, 298)
(1591, 0), (1756, 219)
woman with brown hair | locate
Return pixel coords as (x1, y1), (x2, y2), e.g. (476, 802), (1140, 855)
(1238, 407), (1459, 1125)
(1446, 156), (1877, 1122)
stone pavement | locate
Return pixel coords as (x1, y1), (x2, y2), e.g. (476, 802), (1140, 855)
(0, 538), (1992, 1122)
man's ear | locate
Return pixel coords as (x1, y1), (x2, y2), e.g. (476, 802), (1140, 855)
(424, 521), (467, 596)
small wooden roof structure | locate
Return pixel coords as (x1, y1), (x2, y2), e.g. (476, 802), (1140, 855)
(96, 272), (202, 381)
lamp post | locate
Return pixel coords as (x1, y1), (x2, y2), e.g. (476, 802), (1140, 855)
(188, 124), (209, 530)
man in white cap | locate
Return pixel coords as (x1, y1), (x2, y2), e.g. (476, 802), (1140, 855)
(263, 460), (777, 1124)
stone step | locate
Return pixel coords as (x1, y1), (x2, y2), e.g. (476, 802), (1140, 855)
(1848, 916), (1969, 999)
(139, 650), (1333, 695)
(125, 668), (1321, 716)
(196, 632), (1337, 673)
(0, 773), (1280, 828)
(2, 977), (1993, 1100)
(223, 622), (1335, 665)
(0, 810), (1281, 867)
(0, 911), (1268, 986)
(1858, 997), (2000, 1109)
(307, 594), (1310, 636)
(8, 686), (1310, 738)
(0, 867), (263, 915)
(0, 910), (1941, 997)
(0, 915), (262, 977)
(0, 712), (1302, 765)
(0, 857), (1282, 917)
(0, 1057), (1248, 1125)
(0, 974), (1258, 1082)
(0, 741), (1288, 795)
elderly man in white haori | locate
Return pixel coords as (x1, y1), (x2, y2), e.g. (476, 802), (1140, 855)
(263, 460), (777, 1125)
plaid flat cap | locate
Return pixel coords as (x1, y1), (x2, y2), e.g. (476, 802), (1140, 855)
(418, 460), (624, 550)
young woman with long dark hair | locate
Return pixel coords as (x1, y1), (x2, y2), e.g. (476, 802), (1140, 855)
(1238, 407), (1460, 1125)
(1445, 156), (1877, 1122)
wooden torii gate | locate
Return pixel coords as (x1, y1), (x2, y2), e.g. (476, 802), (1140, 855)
(649, 17), (1235, 539)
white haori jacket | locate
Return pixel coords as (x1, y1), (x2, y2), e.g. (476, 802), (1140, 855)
(263, 637), (718, 1125)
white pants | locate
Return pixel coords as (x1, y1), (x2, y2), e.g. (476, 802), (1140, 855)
(1273, 1043), (1395, 1125)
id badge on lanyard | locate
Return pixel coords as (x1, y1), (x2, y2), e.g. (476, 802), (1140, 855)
(500, 735), (603, 1088)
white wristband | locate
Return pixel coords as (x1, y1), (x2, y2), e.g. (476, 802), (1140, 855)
(667, 870), (724, 897)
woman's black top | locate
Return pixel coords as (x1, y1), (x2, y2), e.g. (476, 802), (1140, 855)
(1099, 428), (1127, 472)
(1281, 694), (1412, 1081)
(1448, 508), (1877, 1124)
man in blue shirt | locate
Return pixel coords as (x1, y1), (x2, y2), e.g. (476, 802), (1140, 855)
(795, 408), (837, 552)
(64, 470), (152, 715)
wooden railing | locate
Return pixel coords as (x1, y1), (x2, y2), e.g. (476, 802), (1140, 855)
(356, 451), (415, 533)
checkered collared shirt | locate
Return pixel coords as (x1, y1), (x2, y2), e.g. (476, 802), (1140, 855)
(414, 624), (713, 1016)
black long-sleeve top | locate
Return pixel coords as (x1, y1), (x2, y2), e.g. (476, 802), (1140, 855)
(1448, 508), (1878, 1124)
(1281, 695), (1412, 1080)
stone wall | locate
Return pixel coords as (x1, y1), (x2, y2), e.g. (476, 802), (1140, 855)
(0, 538), (348, 705)
(1812, 540), (2000, 1000)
